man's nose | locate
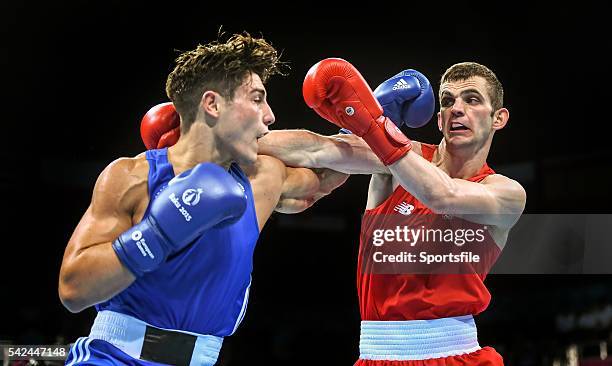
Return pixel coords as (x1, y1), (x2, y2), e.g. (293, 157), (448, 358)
(451, 99), (465, 116)
(264, 103), (275, 126)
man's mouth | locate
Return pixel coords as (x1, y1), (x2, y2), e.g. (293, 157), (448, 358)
(256, 131), (269, 140)
(450, 122), (470, 132)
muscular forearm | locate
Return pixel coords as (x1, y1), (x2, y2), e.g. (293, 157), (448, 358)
(59, 243), (135, 313)
(259, 129), (389, 174)
(258, 130), (323, 167)
(389, 150), (526, 228)
(388, 151), (459, 211)
(313, 168), (350, 195)
(275, 165), (349, 214)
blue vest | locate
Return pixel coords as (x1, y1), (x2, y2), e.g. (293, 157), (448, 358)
(96, 148), (260, 336)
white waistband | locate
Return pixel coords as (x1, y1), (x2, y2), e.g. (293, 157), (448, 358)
(359, 315), (480, 361)
(88, 310), (223, 366)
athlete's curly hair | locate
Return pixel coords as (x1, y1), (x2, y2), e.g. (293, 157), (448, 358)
(166, 32), (287, 129)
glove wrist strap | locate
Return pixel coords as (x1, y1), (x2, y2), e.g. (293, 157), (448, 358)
(112, 218), (169, 277)
(361, 117), (412, 165)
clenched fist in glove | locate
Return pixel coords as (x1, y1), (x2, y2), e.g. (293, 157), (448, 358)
(302, 58), (411, 165)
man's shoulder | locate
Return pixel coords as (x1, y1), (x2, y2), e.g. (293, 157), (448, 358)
(103, 153), (148, 179)
(481, 173), (523, 187)
(481, 173), (527, 205)
(95, 154), (150, 196)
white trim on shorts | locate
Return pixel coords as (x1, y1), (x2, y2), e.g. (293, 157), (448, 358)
(87, 310), (223, 366)
(359, 315), (481, 361)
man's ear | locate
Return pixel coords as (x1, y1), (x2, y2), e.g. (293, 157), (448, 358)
(201, 91), (222, 119)
(437, 111), (442, 131)
(492, 108), (509, 131)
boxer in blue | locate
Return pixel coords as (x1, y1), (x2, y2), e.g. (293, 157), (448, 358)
(58, 33), (348, 366)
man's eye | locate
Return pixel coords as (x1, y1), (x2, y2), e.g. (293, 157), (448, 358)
(441, 98), (453, 107)
(466, 97), (480, 104)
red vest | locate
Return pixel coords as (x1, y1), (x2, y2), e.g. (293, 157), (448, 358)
(357, 143), (499, 320)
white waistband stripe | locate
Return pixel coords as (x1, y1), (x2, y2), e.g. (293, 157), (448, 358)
(88, 310), (222, 366)
(360, 316), (480, 361)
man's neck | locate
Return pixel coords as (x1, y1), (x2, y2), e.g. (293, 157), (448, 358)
(434, 138), (492, 179)
(167, 124), (231, 175)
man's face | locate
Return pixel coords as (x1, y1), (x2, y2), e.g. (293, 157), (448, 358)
(437, 76), (496, 149)
(215, 73), (275, 165)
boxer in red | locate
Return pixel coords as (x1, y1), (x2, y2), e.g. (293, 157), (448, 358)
(258, 60), (526, 365)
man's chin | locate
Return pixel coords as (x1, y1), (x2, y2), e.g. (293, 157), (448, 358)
(445, 135), (475, 148)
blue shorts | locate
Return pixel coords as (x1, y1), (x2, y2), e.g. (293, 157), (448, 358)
(65, 337), (164, 365)
(66, 311), (223, 366)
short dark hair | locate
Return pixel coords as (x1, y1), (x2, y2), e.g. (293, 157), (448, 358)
(166, 32), (287, 130)
(440, 62), (504, 112)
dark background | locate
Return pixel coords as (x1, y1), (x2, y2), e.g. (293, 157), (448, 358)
(2, 3), (611, 365)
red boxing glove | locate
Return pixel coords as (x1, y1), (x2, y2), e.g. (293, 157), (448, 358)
(303, 58), (412, 165)
(140, 102), (181, 149)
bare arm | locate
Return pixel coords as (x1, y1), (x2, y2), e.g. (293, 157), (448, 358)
(275, 167), (349, 214)
(366, 174), (395, 210)
(58, 158), (147, 313)
(389, 151), (527, 228)
(248, 155), (348, 229)
(258, 129), (391, 174)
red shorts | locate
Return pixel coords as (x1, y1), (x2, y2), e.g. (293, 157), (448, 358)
(354, 346), (503, 366)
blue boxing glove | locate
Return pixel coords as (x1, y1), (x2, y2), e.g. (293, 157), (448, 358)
(373, 69), (435, 128)
(112, 163), (247, 277)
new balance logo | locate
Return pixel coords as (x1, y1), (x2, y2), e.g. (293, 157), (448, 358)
(393, 201), (414, 215)
(392, 78), (410, 90)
